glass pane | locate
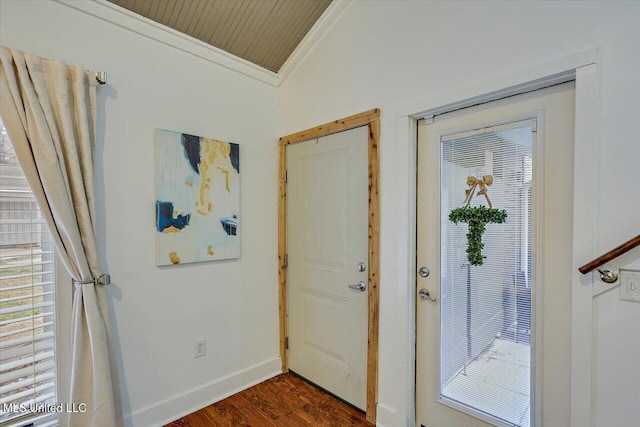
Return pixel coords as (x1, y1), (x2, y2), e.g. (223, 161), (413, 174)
(0, 117), (57, 425)
(440, 122), (533, 426)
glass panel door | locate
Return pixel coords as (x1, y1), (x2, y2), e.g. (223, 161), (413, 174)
(439, 121), (533, 427)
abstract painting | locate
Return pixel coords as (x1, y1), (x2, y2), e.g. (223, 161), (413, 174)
(155, 129), (240, 265)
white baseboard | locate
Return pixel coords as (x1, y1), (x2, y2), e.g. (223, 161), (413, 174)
(124, 357), (282, 427)
(377, 403), (400, 427)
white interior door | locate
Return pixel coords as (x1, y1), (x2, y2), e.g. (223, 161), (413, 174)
(286, 125), (369, 410)
(417, 83), (575, 427)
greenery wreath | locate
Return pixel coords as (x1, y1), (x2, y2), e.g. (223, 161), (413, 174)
(449, 175), (508, 266)
(449, 206), (507, 266)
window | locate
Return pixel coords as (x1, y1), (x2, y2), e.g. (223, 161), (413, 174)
(0, 118), (58, 426)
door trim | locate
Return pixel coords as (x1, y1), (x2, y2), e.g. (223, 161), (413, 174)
(279, 108), (381, 424)
(402, 50), (599, 427)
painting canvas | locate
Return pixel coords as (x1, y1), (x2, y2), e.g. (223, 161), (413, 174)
(155, 129), (240, 265)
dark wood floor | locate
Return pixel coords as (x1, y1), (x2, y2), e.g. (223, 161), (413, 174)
(165, 373), (374, 426)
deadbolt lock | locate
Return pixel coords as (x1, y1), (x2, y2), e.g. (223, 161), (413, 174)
(418, 266), (430, 277)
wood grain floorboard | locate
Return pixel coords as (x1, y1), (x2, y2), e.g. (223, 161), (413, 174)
(165, 373), (374, 426)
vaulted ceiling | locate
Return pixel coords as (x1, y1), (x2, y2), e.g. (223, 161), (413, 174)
(107, 0), (332, 73)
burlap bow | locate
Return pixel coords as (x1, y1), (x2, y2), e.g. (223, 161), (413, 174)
(463, 175), (494, 208)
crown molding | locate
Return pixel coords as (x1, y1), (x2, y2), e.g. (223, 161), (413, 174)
(278, 0), (351, 83)
(55, 0), (280, 88)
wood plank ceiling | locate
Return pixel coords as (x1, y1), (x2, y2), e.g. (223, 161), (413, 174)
(107, 0), (332, 72)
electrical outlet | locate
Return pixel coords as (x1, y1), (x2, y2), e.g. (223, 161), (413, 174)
(619, 269), (640, 303)
(194, 339), (206, 358)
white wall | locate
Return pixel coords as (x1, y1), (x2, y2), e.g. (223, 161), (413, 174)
(2, 1), (637, 426)
(0, 1), (280, 426)
(279, 2), (640, 427)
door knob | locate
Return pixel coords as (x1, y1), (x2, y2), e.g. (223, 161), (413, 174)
(418, 288), (437, 302)
(418, 266), (430, 277)
(348, 281), (367, 292)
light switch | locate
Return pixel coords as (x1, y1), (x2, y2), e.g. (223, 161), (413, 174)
(619, 269), (640, 303)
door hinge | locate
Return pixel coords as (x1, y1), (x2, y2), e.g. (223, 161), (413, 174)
(284, 169), (288, 183)
(283, 254), (288, 268)
(285, 337), (289, 349)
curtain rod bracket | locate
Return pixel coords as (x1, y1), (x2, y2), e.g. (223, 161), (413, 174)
(95, 71), (107, 85)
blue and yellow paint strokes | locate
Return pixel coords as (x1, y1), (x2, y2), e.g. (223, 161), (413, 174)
(156, 201), (191, 233)
(155, 129), (240, 266)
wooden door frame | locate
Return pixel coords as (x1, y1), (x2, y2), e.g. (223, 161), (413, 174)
(279, 108), (380, 423)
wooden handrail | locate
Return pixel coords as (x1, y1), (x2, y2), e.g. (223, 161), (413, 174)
(579, 234), (640, 274)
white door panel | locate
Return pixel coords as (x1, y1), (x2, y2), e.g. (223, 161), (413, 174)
(417, 83), (575, 427)
(287, 126), (369, 409)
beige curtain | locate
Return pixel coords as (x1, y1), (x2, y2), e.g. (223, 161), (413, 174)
(0, 47), (120, 427)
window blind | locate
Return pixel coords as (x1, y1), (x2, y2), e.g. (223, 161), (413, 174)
(439, 121), (533, 427)
(0, 118), (58, 427)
